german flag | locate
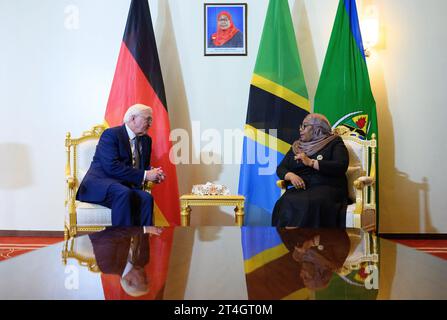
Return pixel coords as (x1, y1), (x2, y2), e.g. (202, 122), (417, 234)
(238, 0), (310, 225)
(104, 0), (179, 226)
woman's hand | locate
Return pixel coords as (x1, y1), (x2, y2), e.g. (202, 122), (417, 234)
(285, 172), (306, 190)
(294, 152), (313, 167)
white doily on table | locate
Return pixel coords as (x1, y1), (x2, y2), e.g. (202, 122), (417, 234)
(192, 182), (230, 196)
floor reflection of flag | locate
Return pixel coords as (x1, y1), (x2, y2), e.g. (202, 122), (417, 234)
(241, 227), (311, 300)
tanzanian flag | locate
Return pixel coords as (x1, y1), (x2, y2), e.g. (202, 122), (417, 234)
(104, 0), (180, 226)
(314, 0), (377, 139)
(238, 0), (310, 225)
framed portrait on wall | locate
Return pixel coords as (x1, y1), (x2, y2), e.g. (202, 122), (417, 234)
(204, 3), (247, 56)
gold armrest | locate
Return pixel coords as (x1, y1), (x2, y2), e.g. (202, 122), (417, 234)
(353, 176), (374, 189)
(276, 180), (288, 189)
(353, 176), (375, 215)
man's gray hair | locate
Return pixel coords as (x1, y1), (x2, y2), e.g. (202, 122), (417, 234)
(123, 104), (153, 123)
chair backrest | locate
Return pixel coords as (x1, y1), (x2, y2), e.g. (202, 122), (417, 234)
(334, 126), (377, 203)
(65, 125), (106, 190)
(77, 140), (100, 184)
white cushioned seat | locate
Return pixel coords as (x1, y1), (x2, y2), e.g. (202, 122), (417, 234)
(64, 201), (112, 227)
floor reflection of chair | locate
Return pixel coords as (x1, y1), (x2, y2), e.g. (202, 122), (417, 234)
(61, 235), (99, 273)
(337, 229), (379, 287)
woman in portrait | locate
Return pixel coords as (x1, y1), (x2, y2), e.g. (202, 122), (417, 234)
(272, 113), (349, 227)
(208, 11), (243, 48)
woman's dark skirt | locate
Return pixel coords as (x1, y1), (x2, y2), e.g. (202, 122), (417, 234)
(272, 185), (347, 228)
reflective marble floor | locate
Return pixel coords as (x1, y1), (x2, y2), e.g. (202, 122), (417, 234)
(0, 227), (446, 300)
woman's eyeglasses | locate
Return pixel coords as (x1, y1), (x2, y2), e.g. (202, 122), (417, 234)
(300, 123), (313, 130)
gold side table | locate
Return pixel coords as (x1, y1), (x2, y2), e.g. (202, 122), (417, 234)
(180, 194), (245, 226)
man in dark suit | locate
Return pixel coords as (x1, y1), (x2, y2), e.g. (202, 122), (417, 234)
(76, 104), (165, 226)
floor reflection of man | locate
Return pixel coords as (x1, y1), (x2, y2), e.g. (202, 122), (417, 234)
(89, 226), (162, 297)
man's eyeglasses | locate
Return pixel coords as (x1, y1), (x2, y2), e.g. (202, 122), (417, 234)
(300, 123), (312, 130)
(137, 114), (152, 123)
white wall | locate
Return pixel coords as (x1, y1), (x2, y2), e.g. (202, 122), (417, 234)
(0, 0), (446, 232)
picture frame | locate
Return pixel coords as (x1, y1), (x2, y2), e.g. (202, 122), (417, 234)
(204, 3), (247, 56)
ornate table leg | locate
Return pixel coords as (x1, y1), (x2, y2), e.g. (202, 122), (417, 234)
(235, 202), (244, 226)
(180, 202), (191, 226)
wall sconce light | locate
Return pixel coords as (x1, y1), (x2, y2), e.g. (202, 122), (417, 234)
(361, 5), (379, 57)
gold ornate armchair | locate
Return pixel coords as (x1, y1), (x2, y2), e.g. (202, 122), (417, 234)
(65, 125), (106, 240)
(64, 124), (153, 240)
(276, 126), (377, 231)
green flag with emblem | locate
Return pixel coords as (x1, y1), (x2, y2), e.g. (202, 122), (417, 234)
(314, 0), (377, 139)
